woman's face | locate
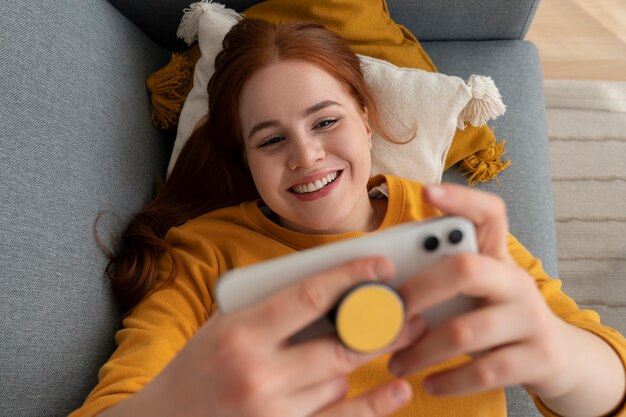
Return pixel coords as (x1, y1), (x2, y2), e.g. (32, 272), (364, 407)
(239, 59), (377, 234)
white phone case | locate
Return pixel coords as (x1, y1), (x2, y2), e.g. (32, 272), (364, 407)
(216, 216), (478, 341)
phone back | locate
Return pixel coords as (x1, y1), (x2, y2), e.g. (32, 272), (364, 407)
(216, 216), (478, 330)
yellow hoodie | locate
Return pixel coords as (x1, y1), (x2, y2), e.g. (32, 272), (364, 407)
(70, 175), (626, 417)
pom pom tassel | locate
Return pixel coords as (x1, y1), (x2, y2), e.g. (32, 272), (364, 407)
(146, 53), (195, 130)
(458, 140), (511, 186)
(177, 0), (241, 45)
(458, 75), (506, 129)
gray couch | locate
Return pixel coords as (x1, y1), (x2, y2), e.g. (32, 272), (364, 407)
(0, 0), (552, 415)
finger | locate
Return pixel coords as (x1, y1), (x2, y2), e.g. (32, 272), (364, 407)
(315, 379), (413, 417)
(285, 376), (349, 417)
(421, 343), (549, 397)
(398, 253), (518, 319)
(423, 183), (512, 262)
(389, 303), (533, 376)
(281, 316), (427, 392)
(239, 256), (396, 343)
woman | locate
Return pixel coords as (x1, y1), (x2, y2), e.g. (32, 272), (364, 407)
(71, 19), (625, 417)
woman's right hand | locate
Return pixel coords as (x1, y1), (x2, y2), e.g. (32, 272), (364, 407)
(101, 256), (424, 417)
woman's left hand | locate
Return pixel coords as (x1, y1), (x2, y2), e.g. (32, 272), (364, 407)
(387, 183), (575, 399)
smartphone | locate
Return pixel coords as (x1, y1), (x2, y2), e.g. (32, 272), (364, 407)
(216, 216), (479, 343)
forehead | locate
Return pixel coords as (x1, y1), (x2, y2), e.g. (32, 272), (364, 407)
(239, 60), (357, 124)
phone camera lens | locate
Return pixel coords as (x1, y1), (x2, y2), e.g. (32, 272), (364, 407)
(423, 236), (439, 251)
(449, 229), (463, 244)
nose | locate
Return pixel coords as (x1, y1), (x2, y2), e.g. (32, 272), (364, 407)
(288, 136), (325, 170)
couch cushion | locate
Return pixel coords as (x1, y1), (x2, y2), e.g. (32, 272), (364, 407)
(0, 0), (171, 415)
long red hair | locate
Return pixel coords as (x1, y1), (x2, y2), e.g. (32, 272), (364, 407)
(106, 19), (394, 310)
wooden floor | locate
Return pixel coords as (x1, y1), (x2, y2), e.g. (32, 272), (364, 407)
(525, 0), (626, 80)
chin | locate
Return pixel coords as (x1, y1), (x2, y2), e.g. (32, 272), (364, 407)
(285, 215), (347, 234)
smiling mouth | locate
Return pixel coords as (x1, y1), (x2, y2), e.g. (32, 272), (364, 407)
(290, 170), (342, 194)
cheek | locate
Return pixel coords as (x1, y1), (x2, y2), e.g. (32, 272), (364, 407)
(245, 154), (264, 185)
(352, 129), (373, 162)
(353, 135), (373, 178)
(246, 155), (282, 194)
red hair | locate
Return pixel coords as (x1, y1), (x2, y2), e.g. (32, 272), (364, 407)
(106, 19), (393, 310)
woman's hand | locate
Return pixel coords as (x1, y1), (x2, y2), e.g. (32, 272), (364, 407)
(388, 183), (625, 417)
(387, 182), (571, 396)
(102, 256), (425, 417)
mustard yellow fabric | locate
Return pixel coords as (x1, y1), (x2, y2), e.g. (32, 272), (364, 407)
(145, 47), (200, 130)
(69, 174), (626, 417)
(244, 0), (435, 71)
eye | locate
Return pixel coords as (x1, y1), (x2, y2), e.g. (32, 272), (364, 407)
(315, 118), (338, 129)
(258, 136), (284, 148)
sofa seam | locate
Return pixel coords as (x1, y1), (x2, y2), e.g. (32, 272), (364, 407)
(519, 0), (540, 39)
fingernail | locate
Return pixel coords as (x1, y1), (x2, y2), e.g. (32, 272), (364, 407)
(425, 185), (446, 201)
(392, 381), (412, 405)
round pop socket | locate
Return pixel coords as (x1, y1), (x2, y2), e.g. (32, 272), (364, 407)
(332, 282), (405, 353)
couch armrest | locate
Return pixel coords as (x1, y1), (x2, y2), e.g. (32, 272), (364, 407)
(0, 0), (171, 415)
(387, 0), (541, 41)
(107, 0), (541, 52)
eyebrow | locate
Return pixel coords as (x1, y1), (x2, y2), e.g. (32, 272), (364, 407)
(247, 100), (342, 140)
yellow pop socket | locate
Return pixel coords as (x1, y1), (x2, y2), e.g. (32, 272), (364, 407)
(333, 282), (405, 354)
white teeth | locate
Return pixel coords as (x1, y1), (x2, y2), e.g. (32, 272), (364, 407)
(292, 171), (339, 194)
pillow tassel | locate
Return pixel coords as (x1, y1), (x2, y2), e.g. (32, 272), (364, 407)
(458, 140), (511, 186)
(146, 53), (194, 130)
(177, 0), (241, 45)
(457, 75), (506, 129)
